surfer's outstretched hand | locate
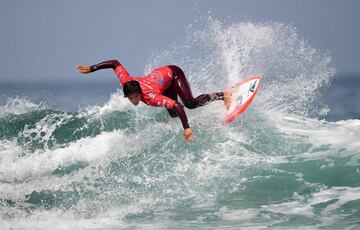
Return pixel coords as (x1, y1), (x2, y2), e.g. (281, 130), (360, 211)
(77, 65), (91, 74)
(184, 128), (193, 143)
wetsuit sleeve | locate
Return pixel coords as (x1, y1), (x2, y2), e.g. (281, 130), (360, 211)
(144, 94), (189, 128)
(90, 59), (132, 85)
(90, 60), (121, 72)
(173, 103), (190, 129)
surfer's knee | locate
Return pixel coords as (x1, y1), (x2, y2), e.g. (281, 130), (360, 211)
(184, 99), (198, 109)
(168, 65), (185, 80)
(168, 65), (182, 73)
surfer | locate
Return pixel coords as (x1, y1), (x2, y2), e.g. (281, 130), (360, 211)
(77, 60), (232, 142)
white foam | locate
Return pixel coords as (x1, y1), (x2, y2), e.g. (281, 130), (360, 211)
(266, 111), (360, 160)
(218, 206), (259, 221)
(82, 90), (132, 118)
(0, 116), (174, 200)
(0, 208), (128, 230)
(0, 162), (100, 200)
(0, 131), (130, 183)
(261, 186), (360, 222)
(19, 112), (75, 150)
(0, 97), (45, 117)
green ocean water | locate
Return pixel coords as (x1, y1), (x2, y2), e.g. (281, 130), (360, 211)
(1, 20), (360, 229)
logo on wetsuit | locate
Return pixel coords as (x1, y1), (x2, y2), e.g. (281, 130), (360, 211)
(157, 79), (164, 85)
(151, 72), (165, 85)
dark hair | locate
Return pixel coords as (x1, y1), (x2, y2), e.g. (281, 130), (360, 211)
(123, 80), (142, 97)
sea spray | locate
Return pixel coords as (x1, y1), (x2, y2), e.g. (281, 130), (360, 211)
(147, 18), (335, 117)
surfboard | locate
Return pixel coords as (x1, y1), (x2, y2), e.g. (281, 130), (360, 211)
(224, 75), (261, 123)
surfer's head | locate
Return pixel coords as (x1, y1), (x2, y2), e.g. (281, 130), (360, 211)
(124, 80), (142, 106)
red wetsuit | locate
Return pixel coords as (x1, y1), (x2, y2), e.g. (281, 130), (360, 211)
(116, 65), (176, 109)
(90, 60), (224, 129)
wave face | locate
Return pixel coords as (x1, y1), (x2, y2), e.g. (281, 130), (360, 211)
(1, 20), (359, 229)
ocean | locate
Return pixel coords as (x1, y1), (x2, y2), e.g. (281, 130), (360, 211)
(1, 20), (360, 229)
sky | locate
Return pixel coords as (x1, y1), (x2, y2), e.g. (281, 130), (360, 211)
(0, 0), (359, 83)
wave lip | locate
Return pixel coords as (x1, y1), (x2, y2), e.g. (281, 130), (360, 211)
(0, 97), (46, 117)
(0, 131), (129, 184)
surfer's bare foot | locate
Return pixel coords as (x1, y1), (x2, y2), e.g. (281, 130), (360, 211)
(224, 90), (232, 110)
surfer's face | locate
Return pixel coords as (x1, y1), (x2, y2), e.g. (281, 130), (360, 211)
(128, 93), (142, 106)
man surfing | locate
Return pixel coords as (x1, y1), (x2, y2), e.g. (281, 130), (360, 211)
(77, 60), (232, 142)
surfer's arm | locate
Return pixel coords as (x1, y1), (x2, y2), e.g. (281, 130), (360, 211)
(145, 94), (193, 142)
(77, 60), (120, 74)
(89, 60), (121, 72)
(147, 95), (189, 129)
(173, 103), (189, 129)
(77, 60), (131, 84)
(173, 103), (193, 143)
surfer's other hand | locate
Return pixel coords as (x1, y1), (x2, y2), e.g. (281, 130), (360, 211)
(184, 128), (193, 143)
(77, 65), (91, 74)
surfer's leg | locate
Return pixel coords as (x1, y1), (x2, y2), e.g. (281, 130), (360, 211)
(168, 65), (224, 109)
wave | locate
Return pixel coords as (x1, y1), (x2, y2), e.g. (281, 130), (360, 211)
(1, 19), (359, 229)
(0, 97), (46, 117)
